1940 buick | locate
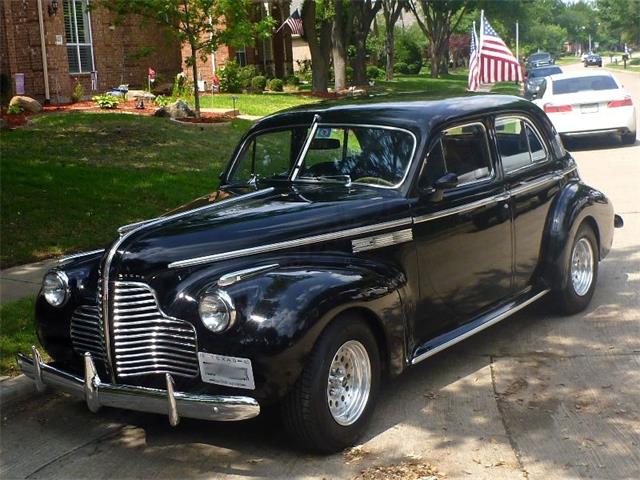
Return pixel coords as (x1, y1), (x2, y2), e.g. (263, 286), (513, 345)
(18, 95), (622, 452)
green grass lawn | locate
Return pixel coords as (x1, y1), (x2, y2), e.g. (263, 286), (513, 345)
(555, 56), (582, 66)
(0, 113), (251, 268)
(374, 72), (469, 96)
(0, 296), (45, 375)
(199, 92), (318, 116)
(606, 63), (640, 73)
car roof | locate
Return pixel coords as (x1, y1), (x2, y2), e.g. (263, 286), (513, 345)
(544, 70), (614, 81)
(252, 94), (538, 137)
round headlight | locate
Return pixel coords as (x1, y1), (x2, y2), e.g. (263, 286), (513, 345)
(198, 290), (236, 333)
(42, 271), (69, 307)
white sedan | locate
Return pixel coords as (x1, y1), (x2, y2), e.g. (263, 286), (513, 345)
(533, 71), (636, 145)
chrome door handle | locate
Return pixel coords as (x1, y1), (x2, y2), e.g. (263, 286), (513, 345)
(494, 193), (511, 202)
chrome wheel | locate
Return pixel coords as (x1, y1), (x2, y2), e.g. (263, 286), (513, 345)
(571, 237), (594, 296)
(326, 340), (371, 426)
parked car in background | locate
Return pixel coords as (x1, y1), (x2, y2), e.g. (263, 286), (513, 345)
(533, 71), (636, 144)
(525, 66), (563, 99)
(584, 53), (603, 67)
(18, 95), (621, 452)
(526, 52), (555, 72)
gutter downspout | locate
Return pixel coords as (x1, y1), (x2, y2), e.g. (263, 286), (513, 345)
(36, 0), (51, 102)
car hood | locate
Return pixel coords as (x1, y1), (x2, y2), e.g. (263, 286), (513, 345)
(110, 184), (411, 276)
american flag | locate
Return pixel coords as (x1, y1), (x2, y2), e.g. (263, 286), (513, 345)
(479, 15), (523, 83)
(468, 23), (480, 91)
(277, 9), (303, 36)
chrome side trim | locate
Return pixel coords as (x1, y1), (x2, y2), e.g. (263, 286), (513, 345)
(413, 193), (506, 225)
(58, 249), (105, 264)
(102, 187), (275, 381)
(218, 264), (280, 287)
(510, 174), (557, 196)
(411, 289), (550, 365)
(168, 217), (414, 269)
(352, 228), (413, 253)
(17, 348), (261, 423)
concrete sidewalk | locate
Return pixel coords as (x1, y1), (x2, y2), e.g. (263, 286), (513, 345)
(0, 259), (56, 304)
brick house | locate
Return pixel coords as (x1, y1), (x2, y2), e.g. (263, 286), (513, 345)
(1, 0), (182, 104)
(181, 1), (295, 91)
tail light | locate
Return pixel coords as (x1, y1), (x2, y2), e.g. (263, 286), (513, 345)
(544, 104), (572, 113)
(607, 98), (633, 108)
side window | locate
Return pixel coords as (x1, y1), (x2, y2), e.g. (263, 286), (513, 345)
(441, 123), (492, 185)
(418, 140), (446, 190)
(496, 116), (547, 174)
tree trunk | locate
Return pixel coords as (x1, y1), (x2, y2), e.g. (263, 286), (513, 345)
(332, 0), (347, 91)
(353, 34), (368, 85)
(191, 45), (201, 118)
(429, 47), (440, 78)
(385, 28), (395, 80)
(302, 1), (331, 94)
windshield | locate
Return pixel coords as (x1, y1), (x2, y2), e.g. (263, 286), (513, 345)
(296, 125), (415, 187)
(529, 53), (550, 61)
(529, 67), (562, 78)
(552, 75), (618, 95)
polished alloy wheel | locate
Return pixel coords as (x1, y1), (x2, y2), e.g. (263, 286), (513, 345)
(326, 340), (371, 426)
(571, 237), (594, 296)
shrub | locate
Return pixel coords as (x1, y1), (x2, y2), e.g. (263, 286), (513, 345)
(407, 63), (421, 74)
(154, 95), (170, 107)
(7, 104), (22, 115)
(393, 62), (409, 74)
(251, 76), (267, 92)
(171, 74), (192, 99)
(346, 66), (354, 83)
(239, 65), (258, 89)
(268, 78), (284, 92)
(92, 94), (119, 109)
(284, 74), (300, 86)
(219, 61), (242, 93)
(366, 65), (382, 80)
(71, 80), (84, 103)
(630, 58), (640, 66)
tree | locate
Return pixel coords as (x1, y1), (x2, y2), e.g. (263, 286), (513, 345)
(352, 0), (382, 85)
(381, 0), (408, 80)
(597, 0), (640, 47)
(104, 0), (273, 117)
(332, 0), (354, 91)
(302, 0), (332, 93)
(409, 0), (470, 77)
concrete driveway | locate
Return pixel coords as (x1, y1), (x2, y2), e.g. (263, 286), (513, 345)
(2, 65), (639, 480)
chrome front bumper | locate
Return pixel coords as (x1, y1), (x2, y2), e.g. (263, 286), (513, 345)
(16, 347), (260, 425)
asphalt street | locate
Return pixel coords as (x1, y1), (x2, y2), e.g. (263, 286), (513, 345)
(1, 62), (639, 480)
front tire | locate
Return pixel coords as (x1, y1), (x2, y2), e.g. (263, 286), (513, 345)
(553, 223), (598, 314)
(281, 315), (381, 453)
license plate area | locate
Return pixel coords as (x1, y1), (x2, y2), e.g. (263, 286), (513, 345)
(198, 352), (255, 390)
(580, 103), (598, 113)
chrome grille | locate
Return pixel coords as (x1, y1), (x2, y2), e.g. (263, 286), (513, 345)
(112, 281), (199, 378)
(70, 305), (106, 360)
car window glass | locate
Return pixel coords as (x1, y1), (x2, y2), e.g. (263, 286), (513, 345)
(418, 140), (446, 190)
(525, 124), (546, 162)
(552, 75), (618, 94)
(440, 123), (492, 185)
(496, 118), (531, 173)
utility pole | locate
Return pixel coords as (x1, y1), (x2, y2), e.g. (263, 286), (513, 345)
(589, 34), (592, 52)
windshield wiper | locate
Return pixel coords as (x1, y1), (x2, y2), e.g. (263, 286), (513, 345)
(295, 174), (352, 185)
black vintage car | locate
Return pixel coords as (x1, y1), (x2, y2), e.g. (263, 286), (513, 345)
(19, 95), (621, 452)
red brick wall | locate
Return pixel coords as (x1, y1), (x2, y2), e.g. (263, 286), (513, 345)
(1, 0), (181, 103)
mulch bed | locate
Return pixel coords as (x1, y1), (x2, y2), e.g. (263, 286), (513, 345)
(174, 114), (234, 124)
(43, 99), (158, 115)
(1, 111), (29, 128)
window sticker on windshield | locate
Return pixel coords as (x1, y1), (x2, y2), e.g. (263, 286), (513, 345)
(317, 127), (332, 138)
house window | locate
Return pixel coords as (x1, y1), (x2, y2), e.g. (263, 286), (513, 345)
(63, 0), (95, 74)
(235, 47), (247, 67)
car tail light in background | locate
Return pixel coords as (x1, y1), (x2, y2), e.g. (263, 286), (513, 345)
(607, 97), (633, 108)
(544, 104), (573, 113)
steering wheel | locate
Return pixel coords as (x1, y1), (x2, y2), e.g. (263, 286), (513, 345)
(353, 177), (395, 187)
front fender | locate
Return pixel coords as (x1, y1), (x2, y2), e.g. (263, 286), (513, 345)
(541, 181), (614, 290)
(165, 254), (408, 401)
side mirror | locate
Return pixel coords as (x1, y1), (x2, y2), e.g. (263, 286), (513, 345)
(421, 172), (458, 201)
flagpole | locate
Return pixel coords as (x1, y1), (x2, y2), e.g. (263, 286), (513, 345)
(479, 10), (484, 87)
(516, 21), (519, 63)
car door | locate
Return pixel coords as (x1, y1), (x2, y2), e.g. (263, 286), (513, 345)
(494, 115), (561, 291)
(410, 120), (513, 343)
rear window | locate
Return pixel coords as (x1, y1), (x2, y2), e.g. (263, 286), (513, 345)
(529, 67), (562, 78)
(530, 53), (550, 60)
(552, 75), (618, 94)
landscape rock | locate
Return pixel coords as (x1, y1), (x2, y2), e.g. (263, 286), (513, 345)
(9, 95), (42, 113)
(125, 89), (156, 101)
(153, 99), (195, 119)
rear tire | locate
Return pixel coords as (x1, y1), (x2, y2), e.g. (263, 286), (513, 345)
(622, 131), (636, 145)
(281, 314), (380, 453)
(553, 223), (598, 315)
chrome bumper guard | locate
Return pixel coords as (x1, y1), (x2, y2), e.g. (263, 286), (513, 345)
(16, 346), (260, 425)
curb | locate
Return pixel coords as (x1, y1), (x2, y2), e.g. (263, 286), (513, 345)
(0, 374), (37, 408)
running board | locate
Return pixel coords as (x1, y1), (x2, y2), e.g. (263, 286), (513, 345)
(411, 288), (550, 365)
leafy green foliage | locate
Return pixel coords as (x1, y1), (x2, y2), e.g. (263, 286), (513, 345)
(268, 78), (284, 92)
(92, 94), (120, 109)
(0, 296), (43, 376)
(366, 65), (383, 80)
(251, 75), (267, 92)
(394, 62), (409, 74)
(219, 60), (243, 93)
(238, 65), (259, 89)
(6, 104), (22, 115)
(154, 95), (171, 107)
(71, 80), (84, 103)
